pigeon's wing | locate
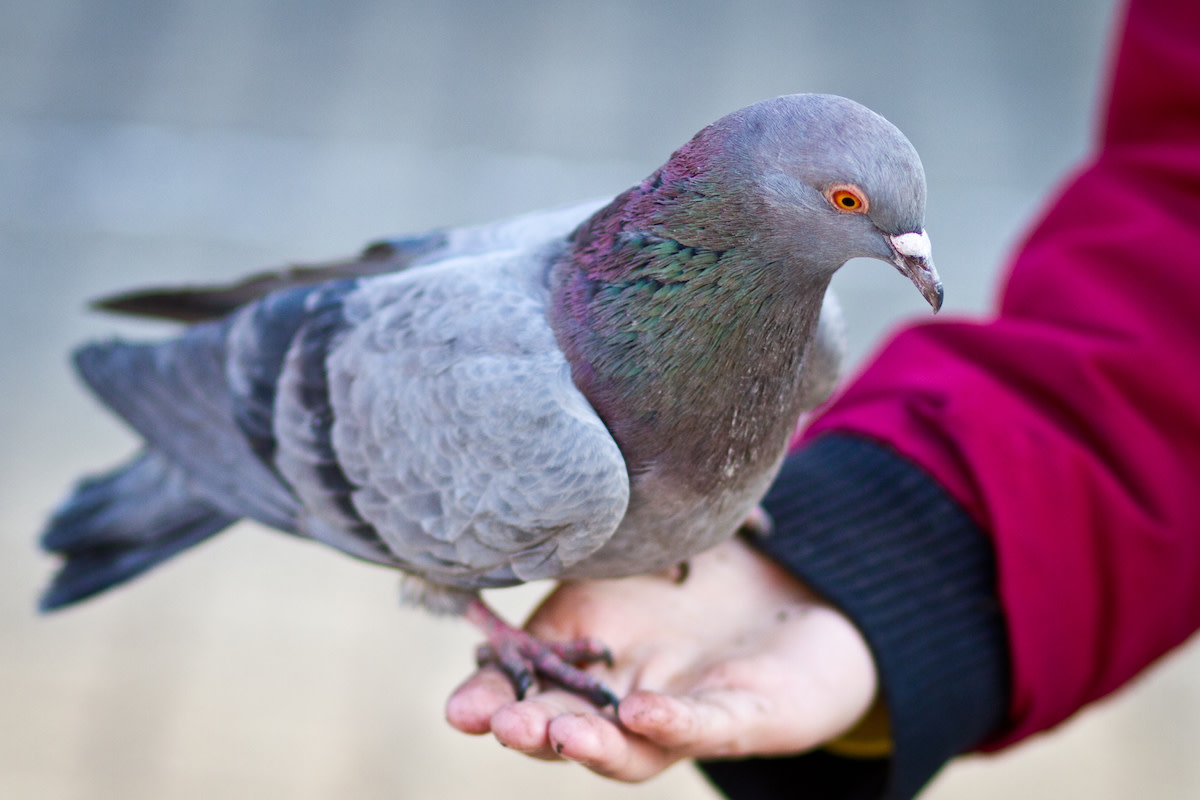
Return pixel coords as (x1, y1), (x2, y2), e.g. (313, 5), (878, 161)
(94, 199), (608, 323)
(216, 279), (403, 565)
(277, 250), (630, 590)
(73, 233), (628, 587)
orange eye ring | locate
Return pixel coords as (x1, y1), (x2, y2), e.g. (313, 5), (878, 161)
(828, 185), (868, 214)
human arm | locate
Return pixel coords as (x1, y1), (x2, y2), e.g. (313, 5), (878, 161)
(807, 0), (1200, 748)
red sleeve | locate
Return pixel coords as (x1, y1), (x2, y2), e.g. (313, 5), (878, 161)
(805, 0), (1200, 746)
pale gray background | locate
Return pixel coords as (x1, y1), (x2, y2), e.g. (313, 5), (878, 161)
(5, 1), (1200, 798)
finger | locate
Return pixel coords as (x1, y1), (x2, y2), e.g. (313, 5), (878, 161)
(547, 711), (678, 782)
(617, 688), (792, 758)
(445, 666), (516, 735)
(489, 690), (607, 760)
(618, 691), (729, 751)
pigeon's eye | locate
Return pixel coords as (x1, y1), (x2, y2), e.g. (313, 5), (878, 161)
(828, 186), (868, 214)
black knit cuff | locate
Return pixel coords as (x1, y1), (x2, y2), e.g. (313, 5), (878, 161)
(699, 434), (1010, 800)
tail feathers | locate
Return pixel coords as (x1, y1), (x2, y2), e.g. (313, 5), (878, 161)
(39, 451), (237, 612)
(71, 333), (300, 533)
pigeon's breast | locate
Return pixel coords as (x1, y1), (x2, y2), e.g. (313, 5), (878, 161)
(556, 447), (787, 580)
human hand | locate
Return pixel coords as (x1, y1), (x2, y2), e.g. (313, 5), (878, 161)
(445, 536), (879, 782)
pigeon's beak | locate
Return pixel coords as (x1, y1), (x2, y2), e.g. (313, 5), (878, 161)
(887, 230), (943, 313)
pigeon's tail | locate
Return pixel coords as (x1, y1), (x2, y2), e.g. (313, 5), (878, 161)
(39, 450), (237, 612)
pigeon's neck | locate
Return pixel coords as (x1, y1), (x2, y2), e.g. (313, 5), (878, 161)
(549, 182), (830, 496)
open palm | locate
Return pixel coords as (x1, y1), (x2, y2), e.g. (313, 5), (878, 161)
(446, 536), (879, 782)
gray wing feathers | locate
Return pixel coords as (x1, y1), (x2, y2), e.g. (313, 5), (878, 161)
(433, 199), (605, 262)
(270, 318), (401, 566)
(323, 253), (629, 588)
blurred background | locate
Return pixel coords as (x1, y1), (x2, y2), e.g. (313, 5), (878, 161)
(4, 0), (1200, 798)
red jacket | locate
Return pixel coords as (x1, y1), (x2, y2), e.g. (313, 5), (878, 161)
(806, 0), (1200, 746)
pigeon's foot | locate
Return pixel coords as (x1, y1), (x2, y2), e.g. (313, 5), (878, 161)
(464, 598), (619, 710)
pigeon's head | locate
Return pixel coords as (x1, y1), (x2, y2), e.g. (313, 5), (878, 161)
(648, 93), (942, 312)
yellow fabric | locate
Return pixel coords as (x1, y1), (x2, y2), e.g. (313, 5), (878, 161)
(824, 699), (893, 758)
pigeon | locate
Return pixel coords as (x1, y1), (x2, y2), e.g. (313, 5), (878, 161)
(38, 94), (941, 707)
